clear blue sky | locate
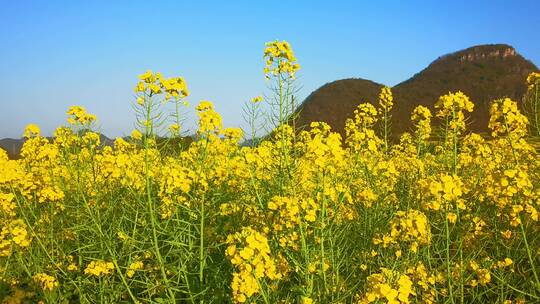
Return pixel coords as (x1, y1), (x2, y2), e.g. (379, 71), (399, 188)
(1, 0), (539, 138)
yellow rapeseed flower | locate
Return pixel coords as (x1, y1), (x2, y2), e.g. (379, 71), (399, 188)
(32, 273), (58, 291)
(84, 260), (115, 277)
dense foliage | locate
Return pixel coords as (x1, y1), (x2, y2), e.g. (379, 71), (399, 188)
(1, 42), (540, 304)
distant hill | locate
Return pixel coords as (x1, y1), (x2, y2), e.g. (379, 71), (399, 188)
(295, 78), (384, 132)
(0, 138), (25, 159)
(296, 44), (539, 137)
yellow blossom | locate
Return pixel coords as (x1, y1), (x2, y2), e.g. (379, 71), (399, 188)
(84, 260), (115, 277)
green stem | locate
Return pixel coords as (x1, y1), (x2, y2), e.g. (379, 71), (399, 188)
(534, 85), (539, 137)
(519, 218), (540, 291)
(383, 108), (389, 153)
(144, 93), (176, 302)
(445, 210), (456, 304)
(199, 194), (205, 284)
(319, 174), (328, 294)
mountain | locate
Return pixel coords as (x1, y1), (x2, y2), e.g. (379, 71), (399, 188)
(295, 78), (384, 132)
(296, 44), (539, 137)
(0, 138), (25, 159)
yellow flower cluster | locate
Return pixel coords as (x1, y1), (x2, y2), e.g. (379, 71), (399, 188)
(526, 72), (540, 90)
(135, 70), (189, 100)
(348, 103), (379, 127)
(435, 91), (474, 135)
(480, 155), (536, 223)
(374, 210), (431, 253)
(488, 98), (529, 138)
(495, 257), (513, 268)
(411, 105), (432, 141)
(0, 219), (32, 257)
(378, 86), (394, 112)
(406, 263), (441, 304)
(131, 129), (143, 140)
(23, 124), (41, 138)
(500, 168), (532, 198)
(157, 158), (194, 218)
(126, 261), (144, 278)
(307, 258), (331, 275)
(223, 127), (244, 141)
(420, 174), (466, 211)
(67, 105), (97, 125)
(225, 227), (283, 303)
(299, 122), (345, 173)
(195, 100), (223, 135)
(263, 40), (300, 78)
(267, 196), (319, 249)
(468, 261), (491, 287)
(84, 260), (115, 277)
(0, 193), (16, 217)
(358, 268), (415, 304)
(32, 273), (58, 291)
(0, 149), (35, 258)
(346, 103), (382, 153)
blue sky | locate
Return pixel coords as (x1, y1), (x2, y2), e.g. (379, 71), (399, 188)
(1, 0), (539, 138)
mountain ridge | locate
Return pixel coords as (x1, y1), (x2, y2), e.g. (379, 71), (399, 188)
(296, 43), (539, 138)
